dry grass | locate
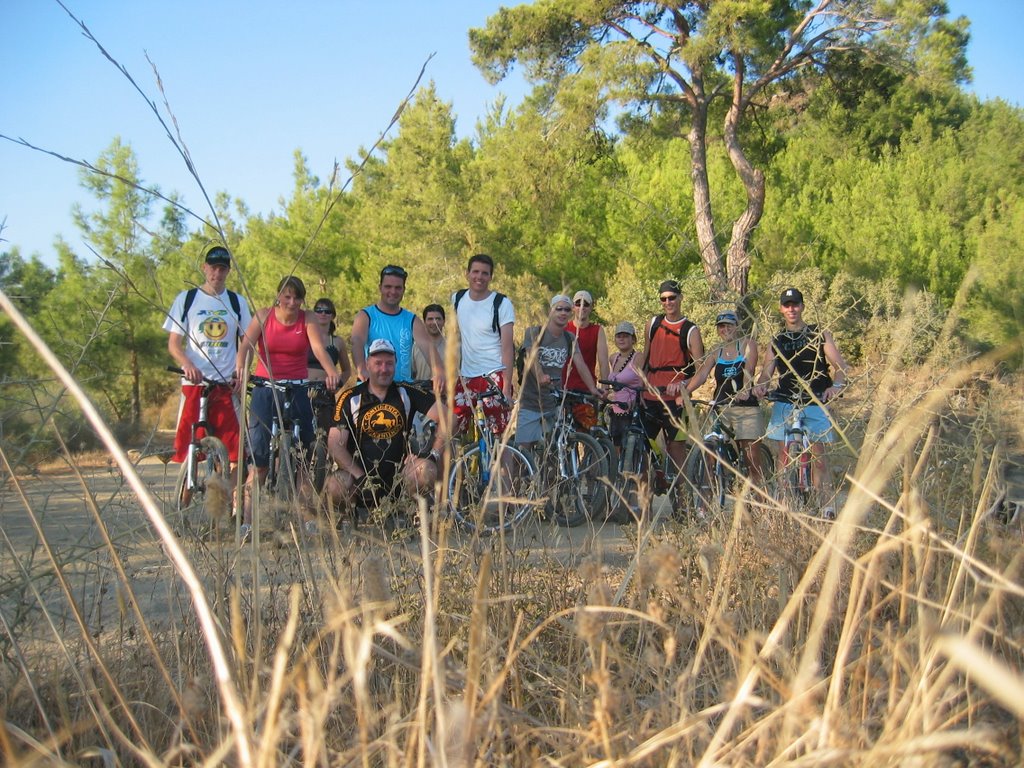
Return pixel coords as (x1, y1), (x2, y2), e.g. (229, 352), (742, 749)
(2, 320), (1023, 767)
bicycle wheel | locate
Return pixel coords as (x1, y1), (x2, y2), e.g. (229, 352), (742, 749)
(174, 436), (230, 518)
(548, 432), (608, 527)
(309, 429), (330, 494)
(610, 433), (649, 522)
(448, 444), (535, 535)
(685, 449), (719, 520)
(782, 439), (810, 506)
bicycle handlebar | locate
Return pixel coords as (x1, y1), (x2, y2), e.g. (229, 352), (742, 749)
(167, 365), (232, 387)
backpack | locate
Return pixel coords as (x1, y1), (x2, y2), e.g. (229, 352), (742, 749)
(453, 288), (507, 334)
(646, 314), (698, 378)
(516, 325), (575, 384)
(181, 287), (244, 331)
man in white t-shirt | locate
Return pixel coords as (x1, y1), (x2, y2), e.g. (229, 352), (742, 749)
(451, 253), (515, 434)
(163, 245), (252, 465)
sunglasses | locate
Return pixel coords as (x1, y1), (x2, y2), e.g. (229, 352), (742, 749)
(574, 300), (591, 307)
(659, 294), (679, 302)
(554, 306), (572, 313)
(314, 307), (334, 315)
(381, 265), (408, 279)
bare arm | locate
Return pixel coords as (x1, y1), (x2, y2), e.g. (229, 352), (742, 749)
(328, 425), (364, 479)
(306, 311), (340, 390)
(571, 347), (601, 395)
(168, 332), (203, 384)
(412, 315), (444, 387)
(235, 309), (267, 391)
(499, 322), (515, 398)
(735, 337), (759, 401)
(753, 341), (777, 396)
(334, 335), (352, 387)
(686, 349), (716, 394)
(637, 318), (654, 378)
(595, 326), (610, 381)
(821, 329), (850, 401)
(350, 309), (369, 380)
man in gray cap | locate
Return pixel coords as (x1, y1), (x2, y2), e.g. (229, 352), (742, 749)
(516, 294), (603, 452)
(564, 289), (609, 429)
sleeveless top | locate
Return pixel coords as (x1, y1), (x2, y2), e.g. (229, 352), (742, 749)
(771, 324), (832, 403)
(363, 305), (415, 381)
(254, 310), (309, 380)
(643, 315), (696, 401)
(564, 321), (600, 391)
(713, 340), (758, 407)
(608, 350), (643, 415)
(307, 338), (341, 370)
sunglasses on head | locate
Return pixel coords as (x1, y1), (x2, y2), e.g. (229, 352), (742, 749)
(574, 300), (591, 307)
(381, 265), (408, 280)
(314, 307), (334, 315)
(659, 294), (679, 302)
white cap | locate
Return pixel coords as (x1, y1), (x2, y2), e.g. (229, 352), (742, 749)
(367, 338), (396, 356)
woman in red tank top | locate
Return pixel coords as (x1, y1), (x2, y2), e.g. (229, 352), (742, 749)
(236, 276), (339, 532)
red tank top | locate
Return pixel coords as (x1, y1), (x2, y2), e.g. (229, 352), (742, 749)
(254, 310), (309, 380)
(564, 321), (600, 391)
(644, 315), (692, 400)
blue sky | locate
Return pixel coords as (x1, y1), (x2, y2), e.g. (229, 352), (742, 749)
(2, 1), (1021, 265)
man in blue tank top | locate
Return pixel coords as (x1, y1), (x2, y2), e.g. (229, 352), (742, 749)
(351, 264), (440, 383)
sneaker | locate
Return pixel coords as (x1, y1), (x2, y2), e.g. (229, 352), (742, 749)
(821, 506), (836, 521)
(303, 519), (319, 537)
(239, 523), (252, 542)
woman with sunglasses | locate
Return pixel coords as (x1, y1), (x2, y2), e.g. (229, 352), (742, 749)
(564, 290), (609, 430)
(308, 298), (353, 450)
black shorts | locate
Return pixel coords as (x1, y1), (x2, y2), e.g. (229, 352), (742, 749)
(641, 398), (686, 442)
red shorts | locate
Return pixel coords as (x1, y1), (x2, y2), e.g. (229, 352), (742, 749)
(453, 373), (511, 435)
(174, 384), (241, 463)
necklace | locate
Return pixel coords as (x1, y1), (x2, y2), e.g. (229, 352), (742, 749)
(614, 349), (635, 374)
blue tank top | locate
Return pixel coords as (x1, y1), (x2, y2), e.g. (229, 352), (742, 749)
(363, 305), (415, 381)
(713, 341), (758, 407)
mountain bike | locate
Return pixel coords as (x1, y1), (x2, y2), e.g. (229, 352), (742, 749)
(447, 373), (535, 535)
(766, 391), (813, 507)
(600, 380), (677, 521)
(684, 400), (774, 519)
(168, 366), (231, 519)
(248, 377), (315, 517)
(307, 382), (334, 495)
(531, 388), (610, 527)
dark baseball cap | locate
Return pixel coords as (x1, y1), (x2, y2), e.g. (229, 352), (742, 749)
(659, 279), (682, 295)
(204, 245), (231, 267)
(780, 288), (803, 305)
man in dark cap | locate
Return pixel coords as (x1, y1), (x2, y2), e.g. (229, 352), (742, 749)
(163, 244), (252, 479)
(638, 278), (705, 478)
(754, 287), (850, 518)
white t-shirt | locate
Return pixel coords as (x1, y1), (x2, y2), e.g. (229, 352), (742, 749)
(452, 290), (515, 377)
(163, 288), (252, 382)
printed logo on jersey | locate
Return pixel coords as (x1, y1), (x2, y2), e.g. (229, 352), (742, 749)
(202, 315), (229, 342)
(360, 403), (403, 440)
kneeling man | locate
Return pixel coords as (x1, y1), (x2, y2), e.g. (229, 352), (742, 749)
(326, 339), (444, 512)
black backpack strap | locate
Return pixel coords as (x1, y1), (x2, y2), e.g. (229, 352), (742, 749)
(492, 292), (506, 334)
(453, 288), (468, 312)
(180, 287), (199, 324)
(227, 290), (241, 324)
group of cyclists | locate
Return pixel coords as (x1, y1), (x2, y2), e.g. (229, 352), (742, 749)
(165, 245), (850, 533)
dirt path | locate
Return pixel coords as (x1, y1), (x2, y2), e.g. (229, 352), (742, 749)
(1, 458), (652, 634)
